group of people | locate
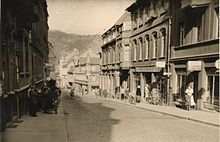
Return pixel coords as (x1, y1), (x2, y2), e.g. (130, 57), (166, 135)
(28, 78), (61, 117)
(127, 83), (162, 105)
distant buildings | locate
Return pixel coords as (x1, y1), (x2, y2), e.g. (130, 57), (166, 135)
(100, 0), (219, 111)
(0, 0), (49, 131)
(59, 48), (100, 95)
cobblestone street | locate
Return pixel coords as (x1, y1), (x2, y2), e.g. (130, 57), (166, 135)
(63, 94), (219, 142)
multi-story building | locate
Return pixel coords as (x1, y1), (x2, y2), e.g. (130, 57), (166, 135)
(59, 48), (79, 88)
(100, 12), (131, 98)
(0, 0), (49, 131)
(47, 42), (57, 79)
(127, 0), (171, 102)
(74, 48), (100, 95)
(170, 0), (219, 111)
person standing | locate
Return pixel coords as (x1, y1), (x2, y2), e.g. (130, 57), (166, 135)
(28, 84), (38, 117)
(136, 85), (141, 103)
(185, 83), (196, 110)
(145, 84), (150, 103)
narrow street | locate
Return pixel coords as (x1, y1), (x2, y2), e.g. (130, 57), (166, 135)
(62, 93), (219, 142)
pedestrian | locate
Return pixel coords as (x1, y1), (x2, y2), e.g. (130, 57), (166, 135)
(36, 86), (43, 112)
(136, 85), (141, 103)
(42, 83), (49, 113)
(128, 91), (136, 104)
(145, 84), (150, 103)
(185, 83), (196, 110)
(28, 84), (38, 117)
(120, 86), (125, 100)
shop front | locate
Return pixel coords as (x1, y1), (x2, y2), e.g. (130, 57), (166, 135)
(172, 59), (219, 111)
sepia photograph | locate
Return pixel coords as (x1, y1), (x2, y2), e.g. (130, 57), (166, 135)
(0, 0), (219, 142)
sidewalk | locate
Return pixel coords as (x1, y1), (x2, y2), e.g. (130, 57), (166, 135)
(102, 97), (220, 127)
(1, 102), (68, 142)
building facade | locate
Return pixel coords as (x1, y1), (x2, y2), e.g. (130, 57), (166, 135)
(74, 48), (100, 95)
(127, 0), (171, 102)
(100, 12), (131, 98)
(170, 0), (219, 111)
(0, 0), (49, 131)
(59, 49), (79, 88)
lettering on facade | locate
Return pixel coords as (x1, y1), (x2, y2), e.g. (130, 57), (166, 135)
(136, 67), (161, 72)
(156, 61), (166, 68)
(187, 61), (202, 71)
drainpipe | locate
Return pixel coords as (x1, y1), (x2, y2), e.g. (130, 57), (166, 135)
(167, 17), (172, 106)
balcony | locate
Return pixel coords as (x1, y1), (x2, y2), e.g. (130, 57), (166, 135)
(181, 0), (211, 9)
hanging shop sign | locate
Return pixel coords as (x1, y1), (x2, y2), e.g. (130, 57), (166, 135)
(215, 59), (220, 69)
(187, 61), (202, 71)
(156, 61), (166, 68)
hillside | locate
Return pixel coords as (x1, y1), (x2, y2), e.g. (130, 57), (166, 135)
(48, 30), (102, 64)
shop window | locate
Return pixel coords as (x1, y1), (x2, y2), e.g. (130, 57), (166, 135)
(177, 74), (187, 100)
(207, 75), (219, 106)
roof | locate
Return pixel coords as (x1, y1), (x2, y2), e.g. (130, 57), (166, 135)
(115, 11), (130, 26)
(101, 11), (131, 37)
(126, 0), (150, 12)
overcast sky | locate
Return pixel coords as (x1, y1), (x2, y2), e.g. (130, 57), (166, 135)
(47, 0), (135, 35)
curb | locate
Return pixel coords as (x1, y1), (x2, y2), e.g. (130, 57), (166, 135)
(101, 98), (220, 127)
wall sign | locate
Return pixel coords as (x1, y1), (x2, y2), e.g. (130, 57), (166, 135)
(187, 61), (202, 71)
(156, 61), (166, 68)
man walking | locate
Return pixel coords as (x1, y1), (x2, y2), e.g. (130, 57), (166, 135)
(28, 84), (38, 117)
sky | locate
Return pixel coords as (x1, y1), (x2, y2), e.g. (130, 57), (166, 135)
(47, 0), (135, 35)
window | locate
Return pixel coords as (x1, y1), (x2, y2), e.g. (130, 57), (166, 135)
(133, 12), (138, 29)
(25, 37), (29, 73)
(177, 74), (187, 100)
(139, 8), (144, 27)
(139, 37), (143, 60)
(133, 40), (137, 61)
(113, 47), (116, 63)
(207, 75), (219, 106)
(160, 28), (166, 57)
(16, 46), (24, 73)
(144, 7), (150, 23)
(195, 15), (202, 42)
(152, 32), (157, 59)
(145, 35), (149, 59)
(213, 7), (219, 38)
(179, 23), (185, 45)
(108, 49), (110, 64)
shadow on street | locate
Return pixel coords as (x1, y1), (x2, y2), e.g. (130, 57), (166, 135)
(62, 93), (120, 142)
